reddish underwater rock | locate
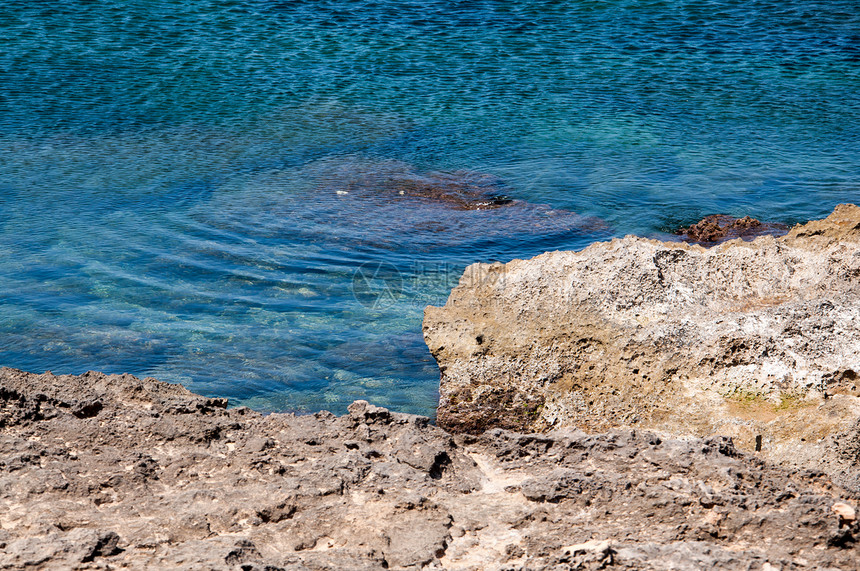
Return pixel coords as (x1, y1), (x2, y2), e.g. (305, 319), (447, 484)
(677, 214), (788, 244)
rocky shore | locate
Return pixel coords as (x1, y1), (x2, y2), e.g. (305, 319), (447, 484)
(424, 204), (860, 489)
(2, 367), (859, 570)
(4, 205), (860, 569)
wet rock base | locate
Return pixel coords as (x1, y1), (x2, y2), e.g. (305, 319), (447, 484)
(1, 368), (858, 570)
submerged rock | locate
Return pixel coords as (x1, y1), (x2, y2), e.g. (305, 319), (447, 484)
(277, 155), (612, 256)
(676, 214), (788, 244)
(320, 161), (515, 210)
(424, 204), (860, 487)
(312, 156), (608, 227)
(2, 367), (859, 569)
(357, 169), (514, 211)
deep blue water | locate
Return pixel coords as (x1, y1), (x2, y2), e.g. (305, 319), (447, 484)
(1, 0), (858, 417)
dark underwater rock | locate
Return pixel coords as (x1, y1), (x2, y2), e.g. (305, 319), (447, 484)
(322, 163), (515, 210)
(372, 169), (515, 211)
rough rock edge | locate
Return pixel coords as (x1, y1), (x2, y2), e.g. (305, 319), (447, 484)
(424, 204), (860, 488)
(675, 214), (788, 244)
(2, 367), (860, 570)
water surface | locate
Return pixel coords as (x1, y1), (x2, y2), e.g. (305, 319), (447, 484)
(1, 0), (858, 416)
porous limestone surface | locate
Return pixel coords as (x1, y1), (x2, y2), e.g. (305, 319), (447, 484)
(2, 367), (859, 570)
(424, 204), (860, 486)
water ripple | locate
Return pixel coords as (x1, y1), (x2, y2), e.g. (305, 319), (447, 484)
(0, 0), (857, 416)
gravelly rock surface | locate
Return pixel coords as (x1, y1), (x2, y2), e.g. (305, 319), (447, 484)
(424, 204), (860, 487)
(2, 367), (860, 570)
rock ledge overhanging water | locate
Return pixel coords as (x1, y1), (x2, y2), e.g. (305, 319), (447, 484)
(424, 203), (860, 491)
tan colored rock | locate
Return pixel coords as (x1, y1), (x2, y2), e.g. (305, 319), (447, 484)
(423, 204), (860, 483)
(561, 539), (614, 568)
(562, 539), (612, 557)
(832, 502), (856, 525)
(7, 368), (860, 569)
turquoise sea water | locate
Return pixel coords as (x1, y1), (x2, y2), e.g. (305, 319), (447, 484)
(1, 1), (858, 417)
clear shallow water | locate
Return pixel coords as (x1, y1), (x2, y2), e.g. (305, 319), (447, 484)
(1, 1), (858, 417)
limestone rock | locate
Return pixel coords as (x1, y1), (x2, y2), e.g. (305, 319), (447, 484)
(423, 204), (860, 484)
(3, 367), (860, 569)
(833, 502), (857, 525)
